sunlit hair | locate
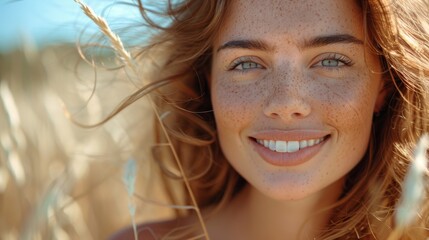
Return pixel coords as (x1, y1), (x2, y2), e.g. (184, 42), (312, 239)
(108, 0), (429, 238)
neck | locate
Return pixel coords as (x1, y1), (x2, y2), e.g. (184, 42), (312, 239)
(207, 180), (343, 240)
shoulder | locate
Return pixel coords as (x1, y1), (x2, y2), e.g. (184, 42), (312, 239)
(109, 217), (195, 240)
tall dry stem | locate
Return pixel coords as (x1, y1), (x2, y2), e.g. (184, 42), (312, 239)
(74, 0), (136, 73)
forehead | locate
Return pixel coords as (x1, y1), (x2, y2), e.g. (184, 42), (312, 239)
(215, 0), (363, 46)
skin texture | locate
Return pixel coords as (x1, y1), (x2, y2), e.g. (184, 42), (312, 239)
(208, 0), (386, 239)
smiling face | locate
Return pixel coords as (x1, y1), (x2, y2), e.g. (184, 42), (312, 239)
(210, 0), (385, 200)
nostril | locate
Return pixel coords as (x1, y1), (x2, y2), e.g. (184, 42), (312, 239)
(269, 112), (280, 119)
(292, 112), (306, 118)
(266, 109), (310, 120)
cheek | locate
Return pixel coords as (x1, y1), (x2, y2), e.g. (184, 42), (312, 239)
(321, 74), (380, 161)
(321, 75), (379, 128)
(211, 79), (264, 128)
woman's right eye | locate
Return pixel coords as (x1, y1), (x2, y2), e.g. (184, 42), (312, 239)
(234, 61), (263, 70)
(227, 56), (265, 71)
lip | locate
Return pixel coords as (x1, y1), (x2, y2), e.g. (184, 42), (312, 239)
(249, 130), (330, 167)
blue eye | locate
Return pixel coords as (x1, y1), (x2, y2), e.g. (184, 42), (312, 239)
(313, 53), (353, 68)
(321, 59), (342, 67)
(228, 56), (265, 71)
(235, 61), (263, 70)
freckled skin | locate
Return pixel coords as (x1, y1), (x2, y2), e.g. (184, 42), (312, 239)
(210, 0), (385, 201)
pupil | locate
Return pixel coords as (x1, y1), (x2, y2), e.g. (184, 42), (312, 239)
(322, 59), (338, 67)
(243, 62), (254, 69)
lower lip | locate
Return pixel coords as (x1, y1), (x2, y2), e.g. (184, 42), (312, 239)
(250, 137), (327, 167)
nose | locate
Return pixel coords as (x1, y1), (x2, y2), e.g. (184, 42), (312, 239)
(263, 72), (312, 121)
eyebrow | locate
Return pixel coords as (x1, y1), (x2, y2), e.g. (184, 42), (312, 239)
(303, 34), (363, 48)
(216, 39), (271, 52)
(216, 34), (363, 52)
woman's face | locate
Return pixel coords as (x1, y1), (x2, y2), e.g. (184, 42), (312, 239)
(210, 0), (385, 200)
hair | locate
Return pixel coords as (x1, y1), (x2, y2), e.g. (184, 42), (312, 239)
(95, 0), (429, 239)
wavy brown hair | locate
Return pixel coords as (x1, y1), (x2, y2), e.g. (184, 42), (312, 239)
(107, 0), (429, 239)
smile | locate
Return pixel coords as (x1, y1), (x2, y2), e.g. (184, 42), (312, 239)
(255, 137), (326, 153)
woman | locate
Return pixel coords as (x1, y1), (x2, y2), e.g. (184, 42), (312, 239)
(110, 0), (429, 239)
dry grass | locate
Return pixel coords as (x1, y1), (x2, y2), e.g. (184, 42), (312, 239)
(74, 0), (135, 72)
(0, 46), (175, 240)
(0, 1), (185, 239)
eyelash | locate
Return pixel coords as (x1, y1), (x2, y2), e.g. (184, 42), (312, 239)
(227, 56), (264, 71)
(312, 53), (353, 68)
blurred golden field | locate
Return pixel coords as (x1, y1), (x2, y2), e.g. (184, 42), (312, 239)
(0, 44), (176, 240)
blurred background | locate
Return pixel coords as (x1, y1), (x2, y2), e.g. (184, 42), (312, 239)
(0, 1), (176, 239)
(0, 0), (141, 52)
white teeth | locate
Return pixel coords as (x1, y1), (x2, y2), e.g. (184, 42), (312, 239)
(275, 141), (287, 152)
(299, 140), (308, 148)
(269, 140), (276, 151)
(256, 137), (325, 152)
(264, 140), (269, 148)
(287, 141), (299, 153)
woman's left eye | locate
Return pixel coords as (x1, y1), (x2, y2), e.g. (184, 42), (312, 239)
(312, 53), (353, 68)
(320, 59), (343, 67)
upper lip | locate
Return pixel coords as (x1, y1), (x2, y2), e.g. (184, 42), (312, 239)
(249, 129), (331, 141)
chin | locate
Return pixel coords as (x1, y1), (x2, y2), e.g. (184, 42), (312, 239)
(259, 186), (319, 201)
(249, 176), (345, 203)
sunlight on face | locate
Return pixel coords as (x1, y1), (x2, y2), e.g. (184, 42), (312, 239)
(210, 0), (385, 200)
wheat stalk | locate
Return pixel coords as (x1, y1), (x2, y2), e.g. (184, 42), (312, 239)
(74, 0), (136, 73)
(73, 1), (211, 239)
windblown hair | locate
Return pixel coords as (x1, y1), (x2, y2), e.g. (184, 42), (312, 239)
(110, 0), (429, 239)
